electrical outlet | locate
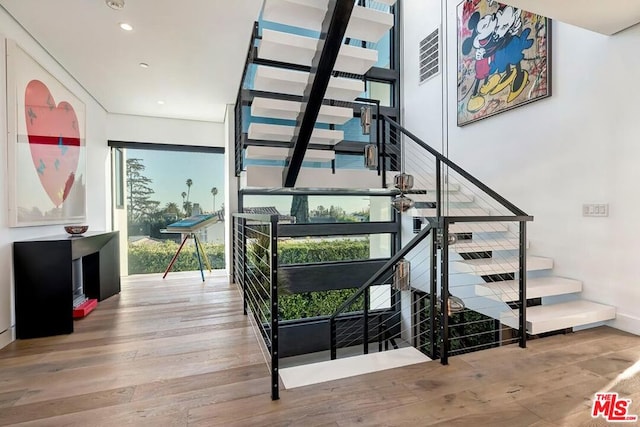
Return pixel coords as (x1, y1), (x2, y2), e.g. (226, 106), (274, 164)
(583, 203), (609, 217)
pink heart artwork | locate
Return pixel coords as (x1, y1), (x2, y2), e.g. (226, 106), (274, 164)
(24, 80), (81, 208)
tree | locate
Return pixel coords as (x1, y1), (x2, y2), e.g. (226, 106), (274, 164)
(126, 158), (159, 222)
(290, 195), (309, 223)
(162, 202), (181, 220)
(211, 187), (218, 212)
(186, 179), (193, 202)
(181, 191), (191, 216)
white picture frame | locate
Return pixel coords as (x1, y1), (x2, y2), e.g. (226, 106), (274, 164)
(6, 39), (86, 227)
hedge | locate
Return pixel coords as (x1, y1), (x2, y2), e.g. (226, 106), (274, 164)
(278, 239), (369, 264)
(128, 241), (225, 275)
(128, 238), (370, 274)
(128, 238), (372, 321)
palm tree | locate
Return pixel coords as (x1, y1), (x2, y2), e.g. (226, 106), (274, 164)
(181, 192), (188, 215)
(185, 179), (193, 203)
(211, 187), (218, 212)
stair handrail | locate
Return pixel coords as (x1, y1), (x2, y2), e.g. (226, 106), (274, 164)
(380, 116), (534, 362)
(329, 223), (434, 359)
(329, 224), (433, 322)
(381, 116), (529, 218)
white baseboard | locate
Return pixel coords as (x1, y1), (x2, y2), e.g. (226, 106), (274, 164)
(0, 326), (16, 349)
(609, 313), (640, 336)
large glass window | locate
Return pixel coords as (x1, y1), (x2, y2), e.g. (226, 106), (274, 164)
(114, 147), (225, 275)
(242, 195), (393, 224)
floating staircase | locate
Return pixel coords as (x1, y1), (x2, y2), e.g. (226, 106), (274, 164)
(234, 0), (617, 401)
(240, 0), (396, 187)
(407, 176), (616, 336)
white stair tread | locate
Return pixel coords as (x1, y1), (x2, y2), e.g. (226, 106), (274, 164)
(475, 276), (583, 302)
(451, 238), (521, 253)
(409, 207), (488, 217)
(501, 300), (616, 335)
(454, 256), (553, 275)
(248, 123), (342, 145)
(251, 97), (352, 125)
(279, 347), (430, 389)
(254, 66), (365, 101)
(258, 29), (378, 75)
(263, 0), (393, 43)
(242, 165), (382, 189)
(245, 146), (335, 162)
(410, 192), (474, 203)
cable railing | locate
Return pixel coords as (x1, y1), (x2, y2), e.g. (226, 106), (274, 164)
(328, 114), (533, 365)
(329, 224), (434, 359)
(232, 213), (280, 400)
(378, 115), (533, 364)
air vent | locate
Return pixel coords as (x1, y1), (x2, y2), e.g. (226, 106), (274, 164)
(419, 29), (439, 84)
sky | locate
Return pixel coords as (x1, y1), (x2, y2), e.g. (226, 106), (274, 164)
(125, 149), (383, 218)
(127, 148), (225, 214)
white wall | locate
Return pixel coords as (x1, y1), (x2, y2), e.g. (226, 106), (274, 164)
(0, 9), (110, 348)
(402, 0), (640, 334)
(107, 113), (225, 147)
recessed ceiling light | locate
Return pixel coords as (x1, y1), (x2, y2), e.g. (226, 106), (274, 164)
(139, 62), (149, 68)
(119, 22), (133, 31)
(106, 0), (125, 10)
(157, 101), (165, 105)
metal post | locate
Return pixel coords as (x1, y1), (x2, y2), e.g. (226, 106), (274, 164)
(430, 229), (438, 360)
(440, 218), (450, 365)
(436, 159), (442, 217)
(241, 218), (248, 315)
(330, 318), (337, 360)
(379, 316), (384, 352)
(231, 218), (236, 284)
(519, 221), (527, 349)
(381, 119), (387, 189)
(375, 101), (381, 177)
(363, 287), (370, 355)
(412, 291), (418, 348)
(269, 215), (280, 400)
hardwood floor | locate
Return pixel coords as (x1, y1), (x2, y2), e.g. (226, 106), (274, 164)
(1, 272), (639, 426)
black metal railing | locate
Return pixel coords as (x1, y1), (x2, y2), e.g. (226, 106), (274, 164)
(380, 116), (532, 364)
(232, 213), (280, 400)
(329, 224), (433, 359)
(328, 114), (534, 365)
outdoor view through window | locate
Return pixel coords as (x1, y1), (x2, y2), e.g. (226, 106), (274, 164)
(123, 148), (225, 275)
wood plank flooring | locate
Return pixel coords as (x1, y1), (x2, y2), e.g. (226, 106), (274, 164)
(1, 272), (639, 426)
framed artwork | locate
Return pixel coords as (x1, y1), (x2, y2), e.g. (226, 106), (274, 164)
(457, 0), (551, 126)
(6, 39), (86, 227)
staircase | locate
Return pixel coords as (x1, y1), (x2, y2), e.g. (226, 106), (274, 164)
(232, 0), (617, 400)
(388, 118), (616, 338)
(238, 0), (396, 189)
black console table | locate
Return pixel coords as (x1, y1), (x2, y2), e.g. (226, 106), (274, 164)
(13, 231), (121, 339)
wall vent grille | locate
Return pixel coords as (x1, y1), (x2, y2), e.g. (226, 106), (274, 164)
(419, 29), (439, 84)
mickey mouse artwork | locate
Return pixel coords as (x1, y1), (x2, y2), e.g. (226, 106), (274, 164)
(457, 0), (550, 126)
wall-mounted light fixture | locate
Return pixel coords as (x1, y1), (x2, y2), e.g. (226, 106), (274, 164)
(393, 259), (410, 291)
(391, 195), (414, 213)
(360, 106), (371, 135)
(364, 144), (378, 170)
(394, 173), (414, 192)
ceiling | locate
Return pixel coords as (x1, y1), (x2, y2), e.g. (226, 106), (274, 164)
(2, 0), (639, 124)
(502, 0), (640, 36)
(0, 0), (263, 122)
